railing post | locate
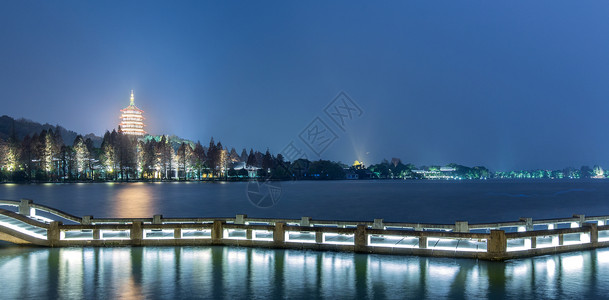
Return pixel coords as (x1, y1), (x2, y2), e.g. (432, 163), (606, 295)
(300, 217), (311, 227)
(274, 222), (285, 244)
(574, 214), (585, 227)
(82, 216), (93, 225)
(235, 214), (247, 225)
(520, 217), (533, 231)
(19, 199), (32, 216)
(212, 220), (224, 243)
(153, 215), (163, 225)
(488, 230), (507, 259)
(47, 221), (62, 246)
(373, 219), (384, 230)
(131, 221), (143, 245)
(355, 224), (368, 252)
(419, 236), (428, 249)
(455, 221), (469, 233)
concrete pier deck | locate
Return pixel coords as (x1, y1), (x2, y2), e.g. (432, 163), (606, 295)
(1, 199), (608, 261)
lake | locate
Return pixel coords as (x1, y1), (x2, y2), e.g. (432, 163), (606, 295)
(0, 179), (607, 223)
(1, 180), (608, 299)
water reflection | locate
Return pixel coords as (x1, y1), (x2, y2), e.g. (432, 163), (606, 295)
(113, 183), (155, 217)
(0, 246), (608, 299)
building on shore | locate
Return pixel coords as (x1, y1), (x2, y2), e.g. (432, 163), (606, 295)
(118, 90), (146, 136)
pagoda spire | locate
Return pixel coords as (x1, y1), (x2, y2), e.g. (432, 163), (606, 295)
(130, 90), (135, 106)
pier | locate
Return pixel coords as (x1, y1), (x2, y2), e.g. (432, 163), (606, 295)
(0, 199), (608, 260)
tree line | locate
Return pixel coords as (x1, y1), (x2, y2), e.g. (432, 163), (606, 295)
(1, 126), (605, 182)
(0, 127), (350, 182)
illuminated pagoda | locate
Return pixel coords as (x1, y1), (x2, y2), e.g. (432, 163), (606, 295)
(118, 90), (146, 136)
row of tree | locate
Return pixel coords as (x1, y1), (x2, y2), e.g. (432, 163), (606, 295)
(0, 127), (248, 181)
(0, 127), (352, 182)
(1, 126), (606, 182)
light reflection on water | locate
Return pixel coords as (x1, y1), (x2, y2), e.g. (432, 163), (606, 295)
(113, 183), (155, 218)
(0, 246), (608, 299)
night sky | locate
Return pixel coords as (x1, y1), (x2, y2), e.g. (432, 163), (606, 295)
(1, 1), (608, 171)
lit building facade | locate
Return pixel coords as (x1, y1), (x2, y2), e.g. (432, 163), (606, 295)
(119, 90), (146, 136)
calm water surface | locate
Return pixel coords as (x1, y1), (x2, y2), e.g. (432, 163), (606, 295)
(1, 180), (608, 299)
(0, 179), (608, 223)
(0, 246), (607, 299)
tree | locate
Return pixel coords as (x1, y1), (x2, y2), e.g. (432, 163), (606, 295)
(20, 135), (34, 180)
(157, 135), (173, 180)
(308, 160), (345, 179)
(115, 131), (136, 181)
(581, 166), (593, 179)
(192, 141), (206, 180)
(206, 137), (219, 178)
(246, 149), (256, 168)
(73, 135), (90, 179)
(37, 129), (61, 178)
(262, 149), (273, 170)
(176, 142), (193, 180)
(254, 151), (263, 168)
(141, 139), (157, 179)
(290, 158), (310, 179)
(240, 148), (248, 162)
(229, 147), (240, 163)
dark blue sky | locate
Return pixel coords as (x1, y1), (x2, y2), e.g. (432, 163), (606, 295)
(1, 1), (608, 171)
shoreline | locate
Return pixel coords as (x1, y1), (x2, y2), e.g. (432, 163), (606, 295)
(0, 177), (604, 185)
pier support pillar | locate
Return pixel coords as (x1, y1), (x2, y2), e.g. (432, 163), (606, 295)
(235, 214), (247, 225)
(246, 229), (252, 240)
(47, 221), (62, 247)
(19, 199), (32, 216)
(419, 236), (428, 249)
(153, 215), (163, 225)
(315, 232), (323, 244)
(558, 234), (564, 246)
(274, 222), (285, 244)
(174, 228), (182, 239)
(131, 221), (143, 246)
(300, 217), (311, 227)
(585, 223), (598, 245)
(488, 230), (507, 260)
(93, 229), (100, 240)
(212, 221), (224, 244)
(531, 237), (537, 249)
(455, 221), (469, 233)
(355, 224), (368, 252)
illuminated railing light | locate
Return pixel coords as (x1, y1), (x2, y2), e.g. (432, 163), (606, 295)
(322, 233), (354, 245)
(252, 230), (273, 241)
(0, 221), (47, 239)
(100, 230), (130, 240)
(144, 229), (175, 239)
(224, 229), (247, 240)
(181, 229), (211, 239)
(285, 231), (316, 243)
